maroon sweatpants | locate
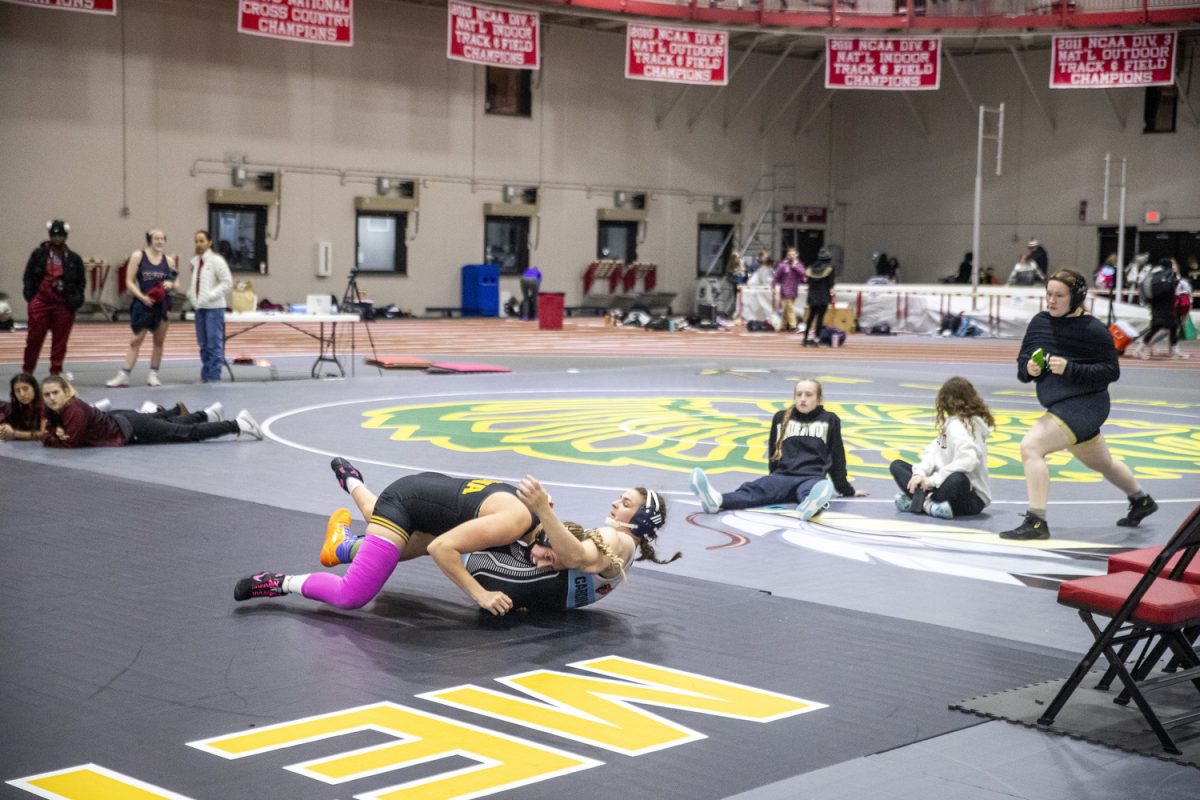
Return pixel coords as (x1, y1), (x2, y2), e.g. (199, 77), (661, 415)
(23, 296), (76, 375)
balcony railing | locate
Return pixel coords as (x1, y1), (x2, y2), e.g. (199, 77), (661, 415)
(543, 0), (1200, 30)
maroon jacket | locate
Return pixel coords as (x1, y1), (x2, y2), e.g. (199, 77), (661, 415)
(43, 397), (128, 448)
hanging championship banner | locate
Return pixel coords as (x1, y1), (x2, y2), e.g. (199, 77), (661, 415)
(1049, 31), (1176, 89)
(826, 36), (941, 90)
(0, 0), (116, 13)
(447, 1), (540, 69)
(238, 0), (353, 47)
(626, 23), (728, 86)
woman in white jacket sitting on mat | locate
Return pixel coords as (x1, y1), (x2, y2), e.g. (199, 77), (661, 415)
(890, 376), (994, 519)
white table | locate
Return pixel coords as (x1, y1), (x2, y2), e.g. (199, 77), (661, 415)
(187, 311), (363, 379)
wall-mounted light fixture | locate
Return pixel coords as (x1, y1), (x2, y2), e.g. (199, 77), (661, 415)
(231, 166), (248, 187)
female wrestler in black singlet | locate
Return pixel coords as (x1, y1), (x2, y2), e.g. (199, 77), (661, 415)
(235, 461), (679, 616)
(1000, 269), (1157, 540)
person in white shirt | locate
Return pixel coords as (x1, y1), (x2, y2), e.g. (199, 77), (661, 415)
(186, 230), (233, 383)
(1007, 252), (1044, 287)
(890, 376), (994, 519)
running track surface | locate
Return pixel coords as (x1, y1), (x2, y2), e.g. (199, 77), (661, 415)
(4, 318), (1197, 368)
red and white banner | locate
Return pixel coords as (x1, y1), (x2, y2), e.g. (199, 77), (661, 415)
(447, 1), (539, 69)
(1050, 31), (1176, 89)
(625, 24), (728, 86)
(238, 0), (353, 47)
(826, 36), (941, 91)
(0, 0), (116, 14)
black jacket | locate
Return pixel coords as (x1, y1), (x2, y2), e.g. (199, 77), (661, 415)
(1017, 311), (1119, 409)
(806, 264), (834, 307)
(24, 242), (85, 311)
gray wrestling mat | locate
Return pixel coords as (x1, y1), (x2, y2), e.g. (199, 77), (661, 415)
(2, 456), (1077, 800)
(3, 349), (1200, 799)
(953, 674), (1200, 769)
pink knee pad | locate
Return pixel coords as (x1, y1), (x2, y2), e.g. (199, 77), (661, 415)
(301, 535), (400, 609)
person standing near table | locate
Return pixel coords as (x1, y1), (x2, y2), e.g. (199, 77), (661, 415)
(773, 248), (806, 333)
(22, 219), (85, 378)
(107, 229), (178, 387)
(186, 230), (232, 384)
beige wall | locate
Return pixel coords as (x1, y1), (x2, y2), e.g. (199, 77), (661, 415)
(831, 46), (1200, 281)
(1, 0), (1196, 320)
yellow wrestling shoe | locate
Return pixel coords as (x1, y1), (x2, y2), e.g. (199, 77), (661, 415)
(320, 508), (354, 567)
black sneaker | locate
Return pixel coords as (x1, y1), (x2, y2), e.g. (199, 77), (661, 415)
(234, 571), (286, 601)
(999, 513), (1050, 541)
(331, 457), (364, 493)
(1117, 495), (1158, 527)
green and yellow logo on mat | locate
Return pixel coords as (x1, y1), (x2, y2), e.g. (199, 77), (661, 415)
(362, 397), (1200, 482)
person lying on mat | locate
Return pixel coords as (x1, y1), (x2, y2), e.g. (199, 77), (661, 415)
(0, 373), (45, 442)
(890, 376), (993, 519)
(39, 375), (263, 448)
(1000, 269), (1157, 540)
(234, 462), (680, 616)
(689, 378), (868, 522)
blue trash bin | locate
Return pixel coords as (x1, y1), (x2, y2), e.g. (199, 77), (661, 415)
(461, 264), (499, 317)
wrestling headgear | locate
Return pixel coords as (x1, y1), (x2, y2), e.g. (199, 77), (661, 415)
(1049, 269), (1088, 313)
(627, 489), (665, 540)
(47, 219), (69, 238)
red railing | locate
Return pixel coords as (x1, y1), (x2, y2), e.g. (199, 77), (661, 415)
(538, 0), (1200, 30)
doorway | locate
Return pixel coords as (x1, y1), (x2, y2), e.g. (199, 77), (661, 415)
(781, 228), (825, 267)
(697, 224), (734, 278)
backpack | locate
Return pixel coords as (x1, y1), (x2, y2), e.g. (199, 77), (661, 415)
(819, 326), (846, 347)
(1141, 266), (1177, 301)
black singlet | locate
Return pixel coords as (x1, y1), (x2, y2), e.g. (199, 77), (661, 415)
(369, 472), (539, 541)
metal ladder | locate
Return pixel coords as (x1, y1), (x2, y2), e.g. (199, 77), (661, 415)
(740, 164), (795, 260)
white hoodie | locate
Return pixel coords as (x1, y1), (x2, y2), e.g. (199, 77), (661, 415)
(913, 415), (992, 506)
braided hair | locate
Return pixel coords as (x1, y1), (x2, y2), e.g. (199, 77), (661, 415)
(771, 378), (824, 463)
(561, 521), (628, 578)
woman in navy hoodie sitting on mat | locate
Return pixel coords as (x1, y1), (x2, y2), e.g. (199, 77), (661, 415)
(689, 378), (868, 521)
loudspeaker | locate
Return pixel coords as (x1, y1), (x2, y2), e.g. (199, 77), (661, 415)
(316, 241), (333, 277)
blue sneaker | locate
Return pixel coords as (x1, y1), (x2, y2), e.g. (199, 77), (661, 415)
(689, 468), (722, 514)
(797, 479), (834, 521)
(894, 493), (912, 513)
(928, 500), (954, 519)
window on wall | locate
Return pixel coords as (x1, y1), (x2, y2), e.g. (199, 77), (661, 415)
(598, 221), (638, 263)
(485, 215), (530, 276)
(208, 204), (267, 273)
(355, 212), (407, 274)
(1143, 86), (1177, 133)
(486, 67), (532, 116)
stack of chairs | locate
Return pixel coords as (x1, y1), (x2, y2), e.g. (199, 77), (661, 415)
(574, 260), (625, 316)
(1038, 504), (1200, 755)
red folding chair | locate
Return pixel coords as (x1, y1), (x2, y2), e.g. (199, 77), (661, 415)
(1038, 505), (1200, 755)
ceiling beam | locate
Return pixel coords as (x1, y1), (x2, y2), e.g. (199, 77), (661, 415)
(1007, 41), (1056, 131)
(794, 92), (833, 137)
(761, 54), (825, 135)
(686, 34), (767, 131)
(902, 92), (930, 138)
(725, 40), (797, 129)
(941, 47), (976, 114)
(1102, 89), (1128, 130)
